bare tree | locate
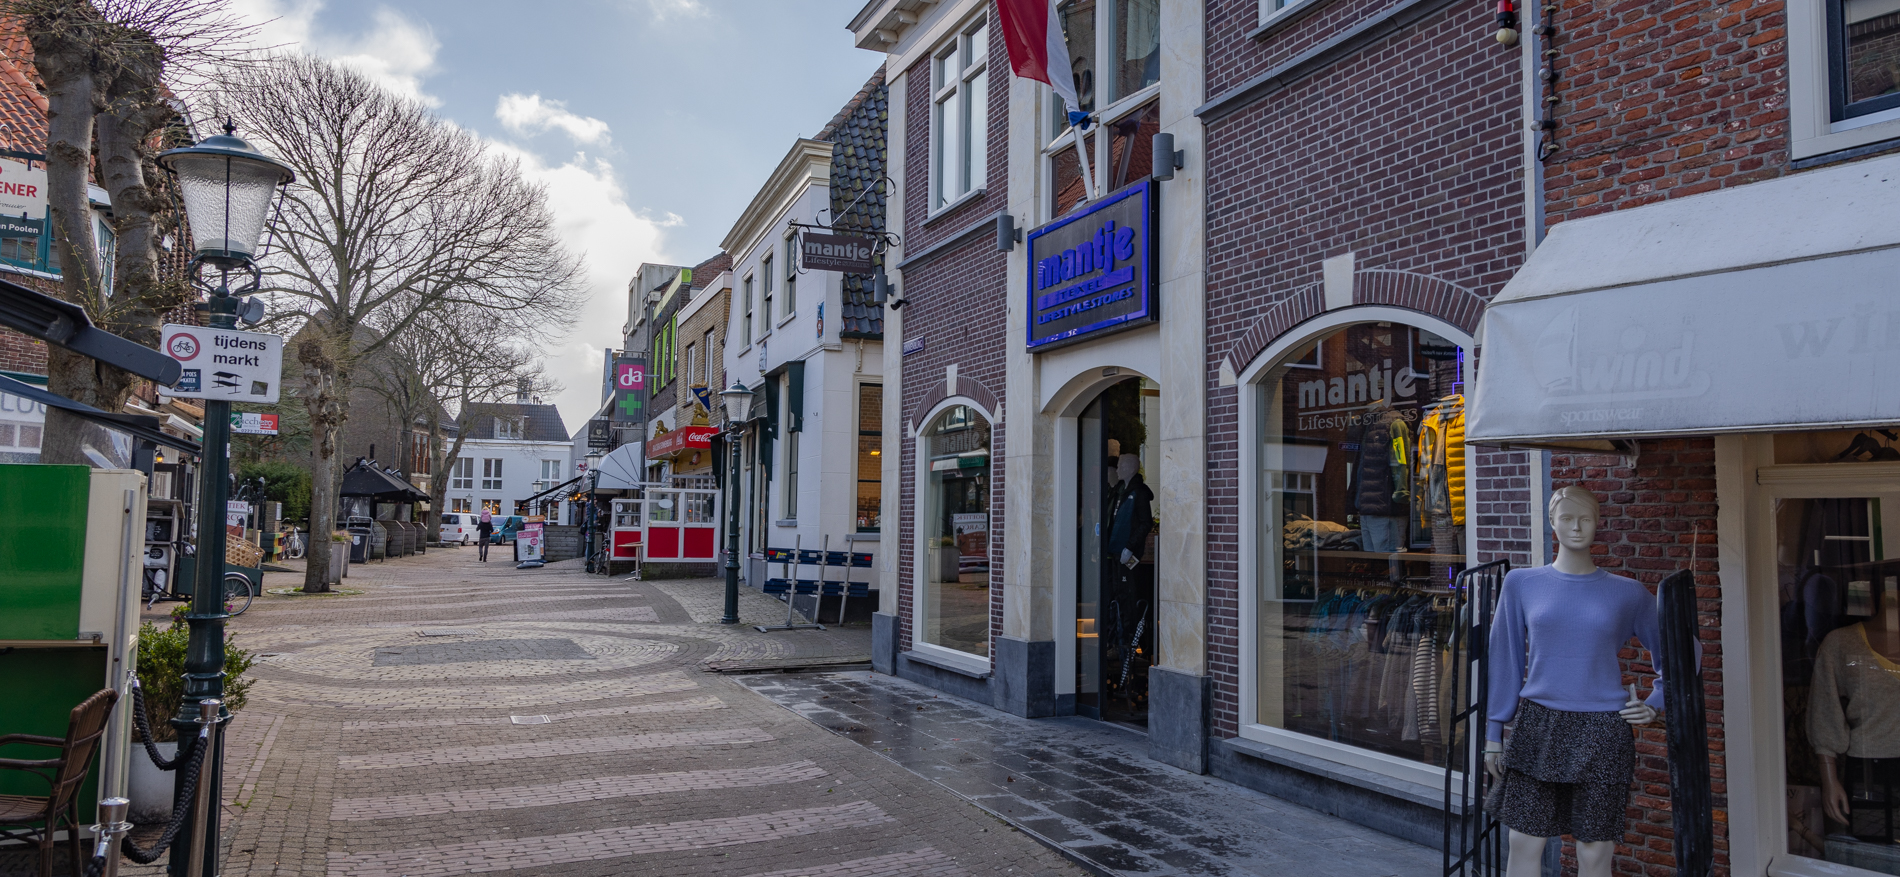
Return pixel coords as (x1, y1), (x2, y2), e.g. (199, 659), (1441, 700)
(208, 55), (582, 591)
(5, 0), (255, 463)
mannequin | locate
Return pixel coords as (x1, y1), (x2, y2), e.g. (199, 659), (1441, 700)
(1812, 576), (1900, 839)
(1108, 454), (1152, 568)
(1484, 486), (1667, 877)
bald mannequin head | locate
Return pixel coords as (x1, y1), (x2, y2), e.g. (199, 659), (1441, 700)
(1118, 454), (1140, 483)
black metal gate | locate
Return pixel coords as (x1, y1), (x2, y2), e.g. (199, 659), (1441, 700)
(1444, 559), (1509, 877)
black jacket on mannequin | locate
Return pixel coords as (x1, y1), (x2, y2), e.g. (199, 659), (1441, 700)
(1108, 474), (1155, 562)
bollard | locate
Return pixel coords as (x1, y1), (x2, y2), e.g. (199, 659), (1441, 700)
(91, 797), (131, 877)
(186, 699), (222, 877)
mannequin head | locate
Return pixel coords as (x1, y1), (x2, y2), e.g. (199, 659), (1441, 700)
(1549, 485), (1601, 556)
(1117, 453), (1140, 484)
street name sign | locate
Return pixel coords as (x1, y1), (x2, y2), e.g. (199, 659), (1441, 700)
(161, 324), (283, 403)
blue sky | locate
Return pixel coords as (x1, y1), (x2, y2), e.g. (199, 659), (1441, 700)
(230, 0), (884, 429)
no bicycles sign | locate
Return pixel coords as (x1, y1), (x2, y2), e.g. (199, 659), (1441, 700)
(161, 324), (284, 404)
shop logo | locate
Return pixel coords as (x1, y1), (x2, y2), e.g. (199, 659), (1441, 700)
(1296, 360), (1420, 409)
(1534, 307), (1709, 403)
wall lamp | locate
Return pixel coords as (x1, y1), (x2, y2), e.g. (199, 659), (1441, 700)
(1151, 132), (1188, 181)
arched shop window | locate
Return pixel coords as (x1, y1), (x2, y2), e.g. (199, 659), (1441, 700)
(1255, 320), (1468, 765)
(920, 404), (992, 659)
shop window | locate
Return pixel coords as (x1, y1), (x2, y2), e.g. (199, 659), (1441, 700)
(920, 404), (992, 659)
(1777, 495), (1900, 873)
(1253, 321), (1469, 766)
(931, 16), (990, 211)
(481, 458), (503, 491)
(857, 384), (882, 532)
(450, 497), (470, 513)
(1830, 0), (1900, 121)
(450, 457), (473, 490)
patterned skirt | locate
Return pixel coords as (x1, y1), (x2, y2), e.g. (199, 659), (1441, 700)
(1485, 699), (1633, 843)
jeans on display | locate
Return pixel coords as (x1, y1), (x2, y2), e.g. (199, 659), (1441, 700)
(1362, 516), (1407, 552)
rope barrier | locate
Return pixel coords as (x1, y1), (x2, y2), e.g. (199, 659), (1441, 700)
(119, 726), (210, 865)
(129, 680), (199, 770)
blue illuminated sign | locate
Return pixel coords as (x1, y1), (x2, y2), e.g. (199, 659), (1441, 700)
(1025, 181), (1156, 350)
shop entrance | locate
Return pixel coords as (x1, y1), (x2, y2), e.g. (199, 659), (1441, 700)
(1075, 377), (1158, 726)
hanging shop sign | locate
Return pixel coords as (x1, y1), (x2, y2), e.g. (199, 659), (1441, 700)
(0, 157), (46, 239)
(230, 412), (279, 435)
(799, 232), (875, 273)
(647, 425), (717, 457)
(610, 355), (646, 424)
(160, 324), (283, 403)
(1025, 181), (1156, 350)
(587, 418), (612, 449)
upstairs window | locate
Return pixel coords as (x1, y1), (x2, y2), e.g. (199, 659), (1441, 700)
(762, 256), (775, 332)
(494, 417), (525, 440)
(480, 458), (503, 491)
(784, 238), (798, 315)
(932, 16), (990, 211)
(1830, 0), (1900, 120)
(742, 275), (755, 346)
(450, 457), (473, 490)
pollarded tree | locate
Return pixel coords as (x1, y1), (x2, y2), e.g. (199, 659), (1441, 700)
(209, 55), (581, 591)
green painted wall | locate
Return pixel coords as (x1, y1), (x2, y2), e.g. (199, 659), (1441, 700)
(0, 648), (108, 816)
(0, 464), (89, 639)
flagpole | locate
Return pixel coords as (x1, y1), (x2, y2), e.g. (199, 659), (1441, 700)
(1073, 123), (1096, 201)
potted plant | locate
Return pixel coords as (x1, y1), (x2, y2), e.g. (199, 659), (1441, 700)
(127, 609), (255, 823)
(329, 530), (350, 582)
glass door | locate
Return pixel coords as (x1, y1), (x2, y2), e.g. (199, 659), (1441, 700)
(1075, 377), (1157, 726)
(1778, 495), (1900, 875)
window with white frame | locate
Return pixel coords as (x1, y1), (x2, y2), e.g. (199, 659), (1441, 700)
(702, 329), (716, 387)
(450, 457), (473, 490)
(932, 16), (990, 211)
(783, 237), (797, 315)
(494, 417), (524, 440)
(784, 430), (800, 520)
(481, 458), (503, 491)
(683, 342), (697, 387)
(537, 459), (562, 492)
(1829, 0), (1900, 122)
(1793, 0), (1900, 156)
(1048, 0), (1161, 216)
(742, 275), (755, 346)
(450, 497), (470, 513)
(762, 256), (775, 332)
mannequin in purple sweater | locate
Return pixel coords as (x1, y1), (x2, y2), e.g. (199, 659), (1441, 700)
(1484, 486), (1664, 877)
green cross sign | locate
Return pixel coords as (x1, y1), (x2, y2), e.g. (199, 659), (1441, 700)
(615, 393), (642, 418)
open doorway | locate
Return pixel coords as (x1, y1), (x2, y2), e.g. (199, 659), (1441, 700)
(1075, 376), (1158, 726)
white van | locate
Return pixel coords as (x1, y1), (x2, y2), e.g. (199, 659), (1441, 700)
(439, 513), (477, 545)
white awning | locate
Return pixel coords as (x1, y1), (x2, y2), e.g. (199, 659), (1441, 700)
(1468, 152), (1900, 445)
(593, 443), (646, 491)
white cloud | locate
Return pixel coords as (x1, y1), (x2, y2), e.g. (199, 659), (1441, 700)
(644, 0), (709, 21)
(485, 143), (679, 426)
(496, 94), (612, 146)
(229, 0), (441, 105)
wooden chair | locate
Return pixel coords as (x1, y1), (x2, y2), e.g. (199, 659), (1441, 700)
(0, 689), (119, 877)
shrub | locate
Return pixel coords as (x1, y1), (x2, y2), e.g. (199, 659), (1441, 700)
(135, 615), (256, 743)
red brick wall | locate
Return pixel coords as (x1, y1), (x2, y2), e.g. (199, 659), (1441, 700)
(1203, 0), (1529, 738)
(1475, 448), (1536, 565)
(894, 28), (1013, 658)
(1541, 0), (1792, 226)
(1552, 440), (1726, 877)
(0, 328), (45, 375)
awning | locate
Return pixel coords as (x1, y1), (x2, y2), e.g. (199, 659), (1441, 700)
(0, 374), (200, 455)
(593, 442), (646, 491)
(526, 475), (582, 505)
(339, 461), (428, 501)
(1468, 152), (1900, 445)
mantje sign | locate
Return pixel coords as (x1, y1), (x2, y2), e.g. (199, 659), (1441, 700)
(1025, 181), (1156, 350)
(799, 232), (875, 273)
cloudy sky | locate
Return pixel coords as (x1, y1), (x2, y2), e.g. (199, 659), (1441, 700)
(227, 0), (884, 431)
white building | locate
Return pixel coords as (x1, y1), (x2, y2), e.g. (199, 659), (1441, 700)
(444, 400), (571, 518)
(722, 129), (887, 587)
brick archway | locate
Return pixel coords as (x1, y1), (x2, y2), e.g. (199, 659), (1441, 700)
(1224, 270), (1486, 372)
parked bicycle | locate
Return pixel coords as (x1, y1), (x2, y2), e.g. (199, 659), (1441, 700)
(280, 527), (306, 560)
(224, 571), (257, 616)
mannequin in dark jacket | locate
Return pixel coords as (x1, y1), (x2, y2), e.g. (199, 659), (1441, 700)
(1349, 402), (1412, 551)
(1108, 454), (1154, 568)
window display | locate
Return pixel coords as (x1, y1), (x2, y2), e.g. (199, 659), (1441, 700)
(922, 405), (991, 659)
(1255, 321), (1468, 764)
(1780, 495), (1900, 876)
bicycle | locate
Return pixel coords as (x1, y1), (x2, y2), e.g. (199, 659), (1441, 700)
(224, 571), (257, 616)
(281, 528), (306, 560)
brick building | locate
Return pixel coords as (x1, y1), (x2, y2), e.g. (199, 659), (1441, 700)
(1463, 0), (1900, 875)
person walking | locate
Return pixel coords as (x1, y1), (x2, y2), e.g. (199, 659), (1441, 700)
(476, 509), (494, 561)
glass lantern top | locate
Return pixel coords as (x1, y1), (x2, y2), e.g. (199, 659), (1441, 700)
(719, 381), (753, 423)
(155, 126), (294, 266)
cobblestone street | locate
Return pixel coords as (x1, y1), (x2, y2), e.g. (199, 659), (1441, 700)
(99, 549), (1085, 877)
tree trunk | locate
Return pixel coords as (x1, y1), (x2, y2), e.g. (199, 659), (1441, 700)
(297, 331), (351, 592)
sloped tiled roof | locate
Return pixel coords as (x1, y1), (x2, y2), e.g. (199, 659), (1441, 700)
(0, 22), (47, 156)
(460, 402), (570, 443)
(825, 68), (887, 338)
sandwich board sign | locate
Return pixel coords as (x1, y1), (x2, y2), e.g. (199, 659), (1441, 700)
(161, 324), (283, 404)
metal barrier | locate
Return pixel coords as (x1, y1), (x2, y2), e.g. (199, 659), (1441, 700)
(1443, 559), (1507, 877)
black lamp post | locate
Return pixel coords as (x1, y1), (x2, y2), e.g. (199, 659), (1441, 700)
(718, 381), (753, 624)
(583, 450), (603, 573)
(154, 123), (294, 877)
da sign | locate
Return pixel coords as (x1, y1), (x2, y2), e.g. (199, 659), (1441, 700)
(161, 324), (283, 403)
(1025, 181), (1156, 350)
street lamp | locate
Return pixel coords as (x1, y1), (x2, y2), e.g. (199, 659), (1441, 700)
(155, 122), (294, 877)
(718, 381), (754, 624)
(583, 450), (603, 573)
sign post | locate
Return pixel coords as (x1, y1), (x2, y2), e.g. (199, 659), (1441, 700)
(160, 324), (284, 403)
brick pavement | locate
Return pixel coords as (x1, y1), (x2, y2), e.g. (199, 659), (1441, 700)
(41, 549), (1081, 877)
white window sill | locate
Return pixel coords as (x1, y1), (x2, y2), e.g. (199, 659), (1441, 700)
(924, 187), (987, 225)
(777, 312), (797, 329)
(902, 643), (991, 678)
(774, 518), (798, 527)
(1793, 110), (1900, 161)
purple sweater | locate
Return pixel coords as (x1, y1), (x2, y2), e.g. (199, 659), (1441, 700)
(1486, 566), (1668, 741)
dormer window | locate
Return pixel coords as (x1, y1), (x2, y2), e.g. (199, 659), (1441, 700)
(494, 417), (525, 440)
